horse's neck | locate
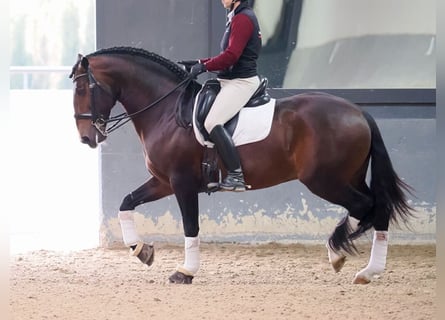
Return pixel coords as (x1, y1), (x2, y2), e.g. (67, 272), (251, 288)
(93, 56), (177, 113)
(92, 56), (181, 137)
(120, 75), (177, 112)
(118, 73), (180, 138)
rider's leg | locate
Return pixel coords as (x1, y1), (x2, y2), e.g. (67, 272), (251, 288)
(204, 76), (259, 191)
(209, 124), (246, 191)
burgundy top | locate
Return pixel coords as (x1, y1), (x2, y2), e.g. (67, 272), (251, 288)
(201, 13), (254, 72)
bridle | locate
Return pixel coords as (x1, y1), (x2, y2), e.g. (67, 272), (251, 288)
(72, 69), (115, 136)
(72, 64), (193, 136)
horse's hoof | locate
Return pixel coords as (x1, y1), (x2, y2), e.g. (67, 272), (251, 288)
(168, 271), (194, 284)
(352, 275), (371, 284)
(326, 243), (346, 273)
(130, 242), (155, 266)
(331, 256), (346, 273)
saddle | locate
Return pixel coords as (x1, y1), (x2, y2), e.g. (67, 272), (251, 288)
(175, 77), (272, 194)
(194, 77), (271, 141)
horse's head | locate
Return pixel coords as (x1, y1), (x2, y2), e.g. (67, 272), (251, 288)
(69, 54), (117, 148)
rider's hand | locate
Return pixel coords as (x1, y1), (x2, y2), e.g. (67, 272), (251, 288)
(190, 63), (207, 78)
(177, 60), (199, 72)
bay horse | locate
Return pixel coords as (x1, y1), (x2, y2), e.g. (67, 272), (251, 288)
(70, 47), (412, 285)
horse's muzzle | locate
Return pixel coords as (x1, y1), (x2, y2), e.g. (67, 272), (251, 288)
(80, 127), (107, 148)
(81, 135), (97, 148)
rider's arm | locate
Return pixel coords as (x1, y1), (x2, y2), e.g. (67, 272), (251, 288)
(200, 14), (254, 72)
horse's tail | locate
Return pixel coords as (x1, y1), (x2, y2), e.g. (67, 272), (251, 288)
(352, 111), (414, 237)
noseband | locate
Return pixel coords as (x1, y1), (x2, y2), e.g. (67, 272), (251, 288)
(72, 64), (193, 136)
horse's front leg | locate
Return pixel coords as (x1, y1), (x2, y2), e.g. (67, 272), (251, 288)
(167, 174), (200, 284)
(118, 177), (173, 266)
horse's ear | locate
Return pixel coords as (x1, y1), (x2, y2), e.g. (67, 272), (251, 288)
(80, 56), (89, 69)
(70, 54), (84, 79)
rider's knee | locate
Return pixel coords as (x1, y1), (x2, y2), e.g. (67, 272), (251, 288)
(204, 119), (215, 134)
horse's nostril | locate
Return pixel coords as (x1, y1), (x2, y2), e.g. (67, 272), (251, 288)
(81, 136), (90, 144)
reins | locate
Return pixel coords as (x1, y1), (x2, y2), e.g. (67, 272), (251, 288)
(103, 75), (193, 135)
(73, 66), (194, 136)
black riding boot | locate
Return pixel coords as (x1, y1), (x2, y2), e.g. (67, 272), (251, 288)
(208, 125), (247, 192)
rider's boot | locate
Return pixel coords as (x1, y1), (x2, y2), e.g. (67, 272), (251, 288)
(208, 125), (247, 192)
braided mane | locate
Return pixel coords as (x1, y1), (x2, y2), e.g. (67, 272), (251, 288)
(88, 46), (190, 81)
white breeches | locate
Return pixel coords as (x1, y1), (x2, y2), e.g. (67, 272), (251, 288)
(204, 76), (260, 133)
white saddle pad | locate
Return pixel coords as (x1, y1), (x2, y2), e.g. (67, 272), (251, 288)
(193, 98), (276, 148)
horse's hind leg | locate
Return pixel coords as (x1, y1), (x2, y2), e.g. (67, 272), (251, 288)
(328, 187), (374, 273)
(353, 187), (391, 284)
(304, 178), (374, 273)
(352, 230), (389, 284)
(323, 183), (390, 284)
(330, 184), (391, 284)
(352, 189), (390, 284)
(310, 178), (390, 283)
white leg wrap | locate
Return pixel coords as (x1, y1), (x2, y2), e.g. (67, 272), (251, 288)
(355, 231), (388, 281)
(177, 236), (200, 276)
(118, 210), (141, 247)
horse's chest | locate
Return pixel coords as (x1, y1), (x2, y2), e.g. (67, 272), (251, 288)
(143, 148), (174, 176)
